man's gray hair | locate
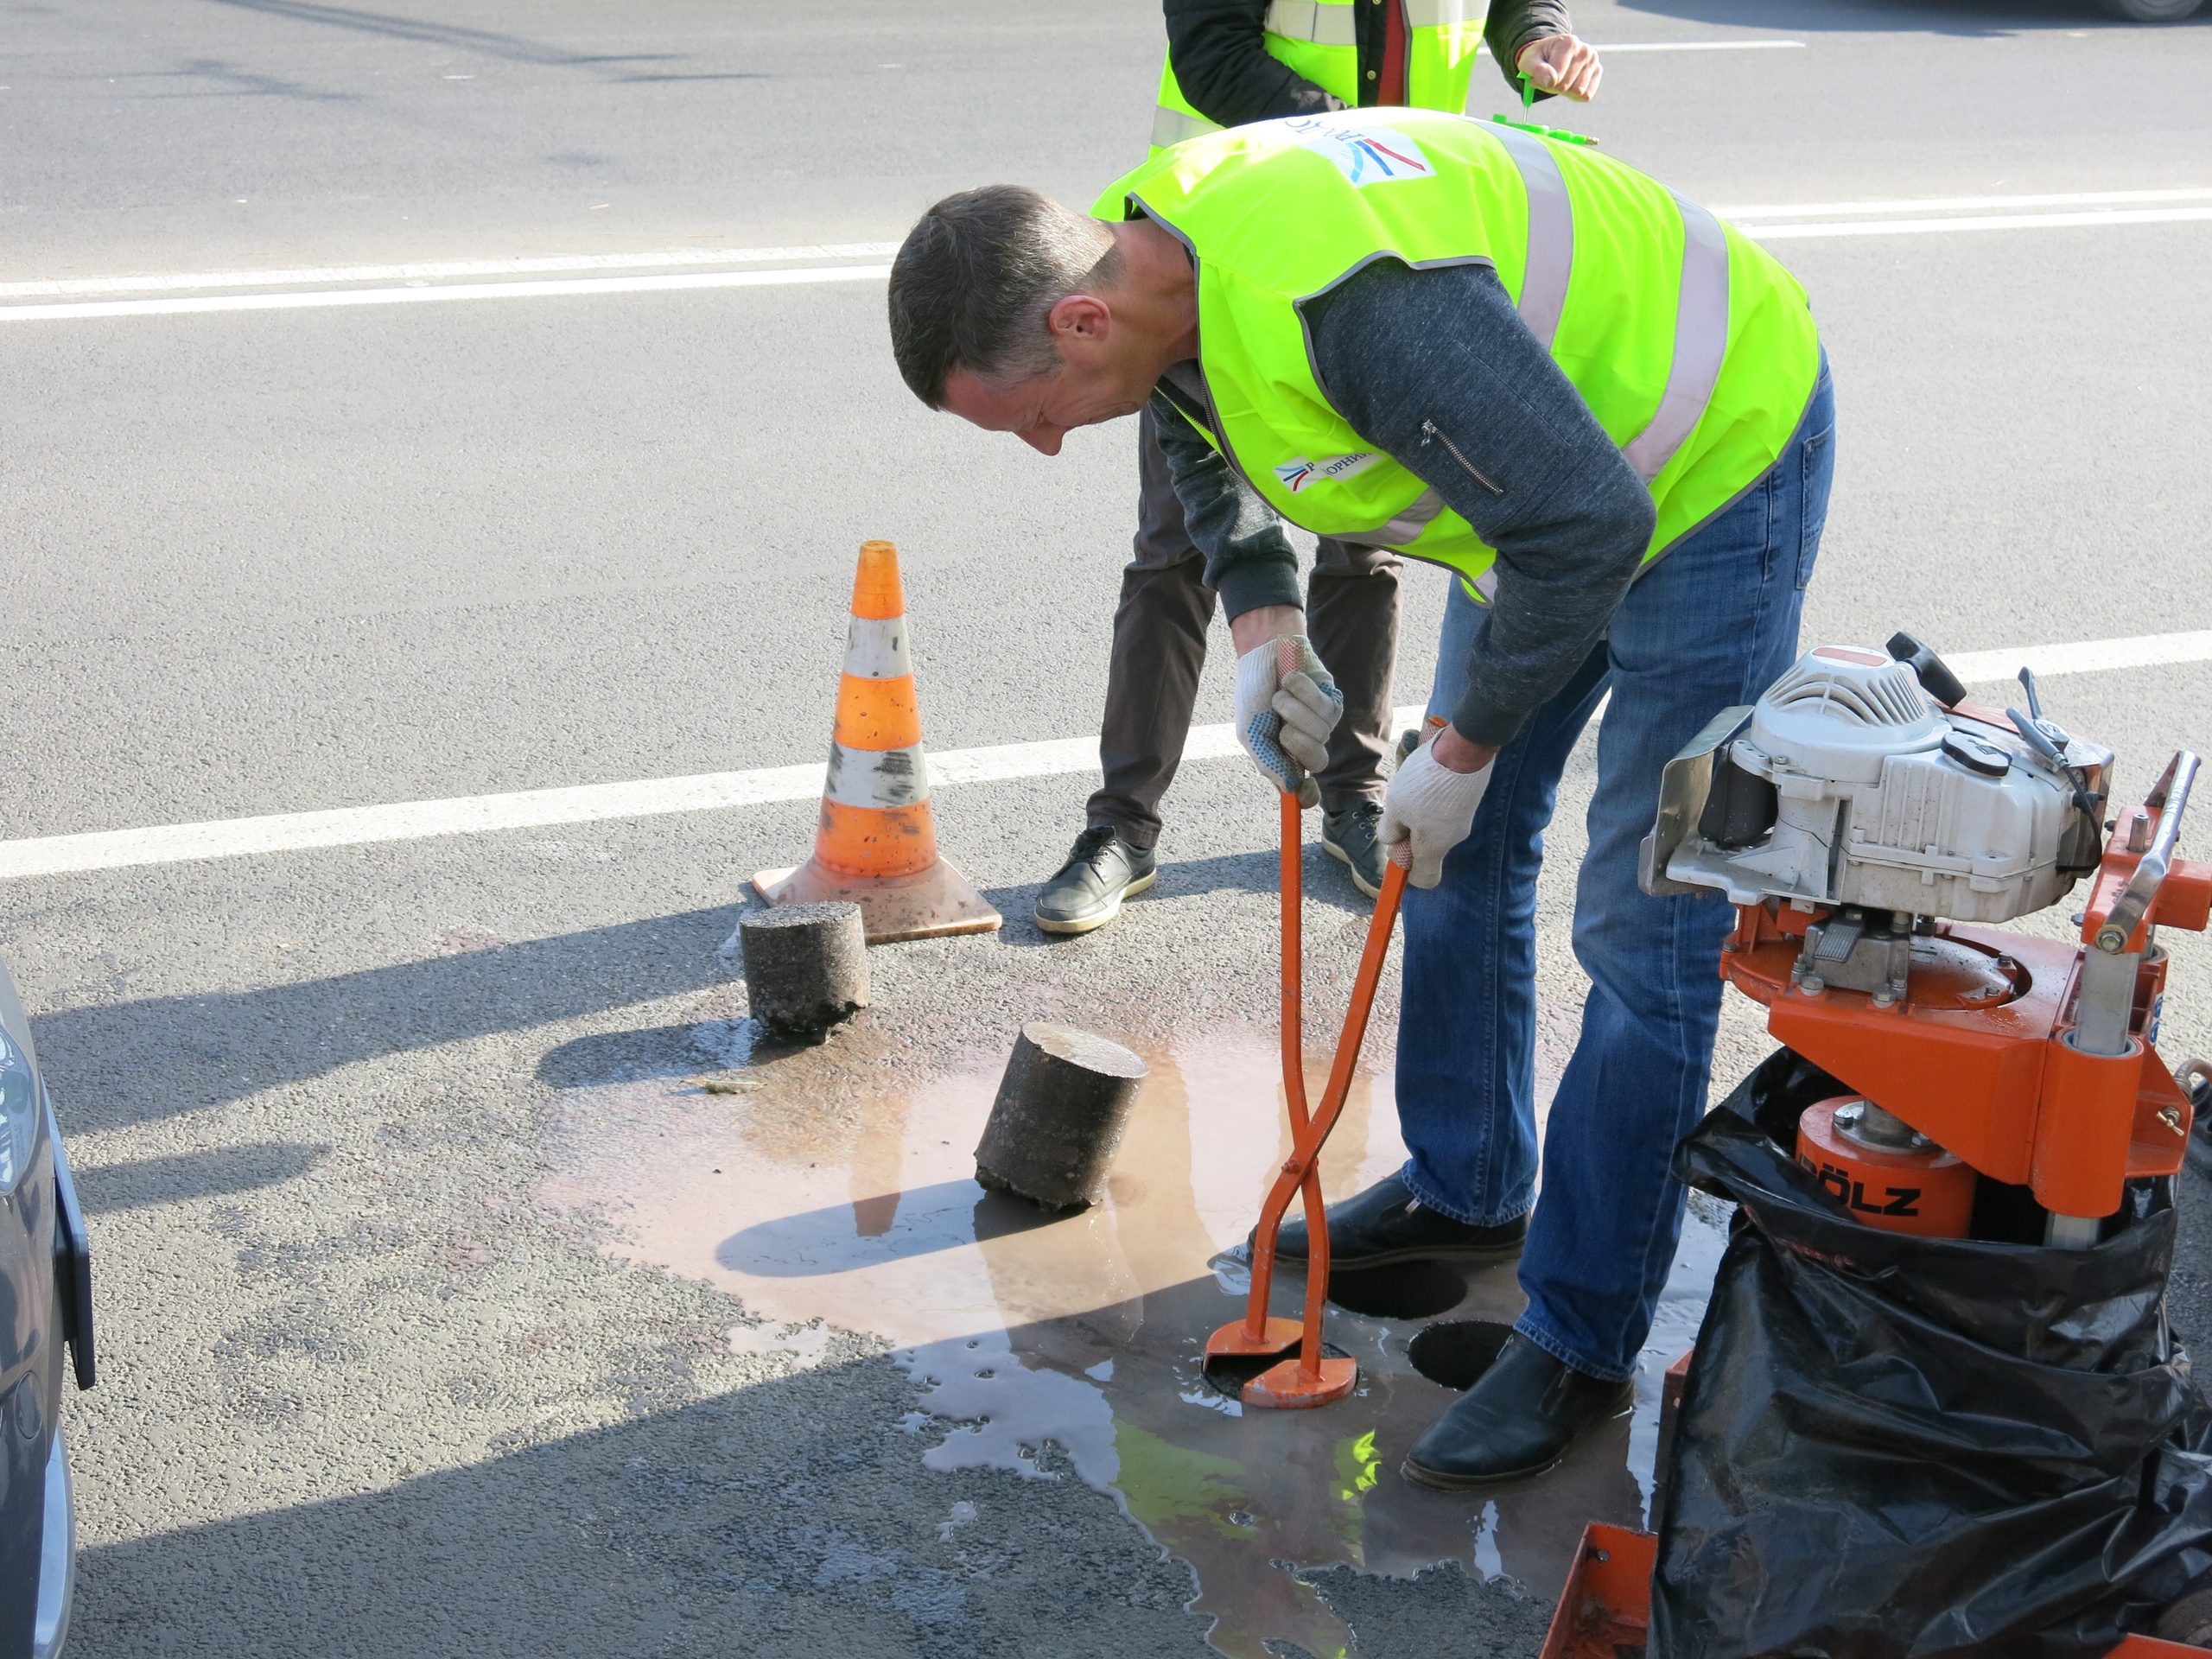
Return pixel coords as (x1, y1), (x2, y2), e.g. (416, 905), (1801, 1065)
(888, 185), (1122, 409)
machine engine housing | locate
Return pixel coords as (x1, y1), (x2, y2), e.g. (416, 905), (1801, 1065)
(1643, 645), (2110, 925)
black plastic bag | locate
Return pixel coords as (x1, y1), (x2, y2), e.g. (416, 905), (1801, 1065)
(1650, 1047), (2212, 1659)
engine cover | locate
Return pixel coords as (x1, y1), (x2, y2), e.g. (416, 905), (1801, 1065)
(1643, 644), (2107, 924)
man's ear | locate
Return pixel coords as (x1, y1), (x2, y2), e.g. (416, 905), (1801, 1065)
(1046, 293), (1111, 348)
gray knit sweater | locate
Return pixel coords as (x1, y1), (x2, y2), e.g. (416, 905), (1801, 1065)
(1149, 257), (1655, 751)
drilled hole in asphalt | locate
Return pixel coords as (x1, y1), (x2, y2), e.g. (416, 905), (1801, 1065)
(1325, 1259), (1470, 1319)
(1406, 1319), (1517, 1391)
(1199, 1339), (1357, 1400)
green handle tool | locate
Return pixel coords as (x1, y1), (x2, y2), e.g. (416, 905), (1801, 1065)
(1490, 68), (1598, 146)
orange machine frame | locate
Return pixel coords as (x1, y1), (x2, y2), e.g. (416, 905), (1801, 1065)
(1718, 785), (2209, 1221)
(1533, 1523), (2203, 1659)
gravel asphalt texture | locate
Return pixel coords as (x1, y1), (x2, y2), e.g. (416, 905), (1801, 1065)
(4, 0), (2210, 1653)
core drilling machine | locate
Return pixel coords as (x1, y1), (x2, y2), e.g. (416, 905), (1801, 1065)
(1525, 635), (2210, 1659)
(1640, 632), (2208, 1245)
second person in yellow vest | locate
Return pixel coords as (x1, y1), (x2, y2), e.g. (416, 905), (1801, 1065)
(1033, 0), (1601, 935)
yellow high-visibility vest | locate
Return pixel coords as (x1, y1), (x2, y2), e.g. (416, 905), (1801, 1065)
(1099, 109), (1823, 594)
(1150, 0), (1487, 154)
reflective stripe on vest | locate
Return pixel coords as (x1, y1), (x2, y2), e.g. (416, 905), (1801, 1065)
(1262, 0), (1357, 44)
(1153, 105), (1220, 149)
(824, 741), (929, 810)
(1484, 125), (1732, 484)
(1373, 489), (1446, 547)
(1620, 194), (1731, 482)
(1482, 122), (1571, 353)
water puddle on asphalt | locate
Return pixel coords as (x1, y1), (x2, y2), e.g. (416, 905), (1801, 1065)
(534, 1014), (1724, 1659)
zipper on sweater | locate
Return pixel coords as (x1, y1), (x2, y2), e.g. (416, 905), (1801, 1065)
(1420, 420), (1503, 495)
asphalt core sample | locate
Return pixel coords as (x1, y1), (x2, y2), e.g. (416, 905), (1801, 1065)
(973, 1022), (1147, 1210)
(737, 901), (871, 1035)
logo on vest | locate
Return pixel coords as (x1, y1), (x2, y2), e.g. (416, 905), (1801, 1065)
(1284, 119), (1434, 188)
(1273, 452), (1378, 493)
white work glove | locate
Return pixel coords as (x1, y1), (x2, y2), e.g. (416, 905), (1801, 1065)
(1381, 735), (1493, 889)
(1233, 634), (1343, 807)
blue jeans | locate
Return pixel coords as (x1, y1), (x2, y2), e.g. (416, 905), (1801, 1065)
(1402, 360), (1834, 1382)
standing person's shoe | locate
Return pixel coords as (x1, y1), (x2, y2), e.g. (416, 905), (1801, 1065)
(1034, 825), (1157, 936)
(1268, 1172), (1527, 1268)
(1321, 801), (1388, 898)
(1402, 1335), (1635, 1487)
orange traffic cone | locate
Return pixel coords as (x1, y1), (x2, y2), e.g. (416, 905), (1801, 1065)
(752, 540), (1002, 944)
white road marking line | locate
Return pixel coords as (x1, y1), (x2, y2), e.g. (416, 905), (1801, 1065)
(9, 181), (2212, 327)
(0, 242), (901, 301)
(22, 198), (2209, 327)
(3, 633), (2207, 882)
(1946, 630), (2212, 683)
(0, 264), (893, 323)
(1739, 206), (2212, 240)
(1714, 187), (2212, 219)
(1478, 36), (1800, 53)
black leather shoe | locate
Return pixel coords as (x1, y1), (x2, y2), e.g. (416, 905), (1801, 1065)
(1269, 1172), (1527, 1268)
(1035, 825), (1156, 936)
(1402, 1335), (1634, 1488)
(1321, 801), (1386, 898)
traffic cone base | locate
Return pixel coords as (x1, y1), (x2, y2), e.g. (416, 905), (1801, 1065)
(752, 857), (1000, 944)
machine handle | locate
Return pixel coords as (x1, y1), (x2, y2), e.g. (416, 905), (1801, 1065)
(1886, 631), (1967, 708)
(2097, 749), (2199, 953)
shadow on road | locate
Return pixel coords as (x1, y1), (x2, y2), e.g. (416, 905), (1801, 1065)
(71, 1350), (1217, 1659)
(194, 0), (714, 69)
(980, 842), (1374, 952)
(73, 1141), (329, 1213)
(190, 0), (787, 78)
(35, 834), (1387, 1135)
(32, 906), (743, 1133)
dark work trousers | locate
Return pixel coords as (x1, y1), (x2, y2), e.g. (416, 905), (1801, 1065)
(1086, 404), (1402, 851)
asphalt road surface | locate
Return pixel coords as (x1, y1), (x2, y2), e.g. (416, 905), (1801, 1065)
(4, 1), (2210, 1655)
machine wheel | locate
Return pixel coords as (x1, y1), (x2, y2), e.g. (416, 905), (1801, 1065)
(2094, 0), (2202, 22)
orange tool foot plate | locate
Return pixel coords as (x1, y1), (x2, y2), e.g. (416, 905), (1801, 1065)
(1243, 1355), (1358, 1409)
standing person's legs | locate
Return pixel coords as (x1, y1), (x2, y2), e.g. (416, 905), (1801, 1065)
(1039, 406), (1213, 935)
(1307, 537), (1402, 812)
(1379, 563), (1595, 1239)
(1084, 404), (1216, 851)
(1515, 361), (1834, 1383)
(1395, 645), (1613, 1225)
(1399, 361), (1833, 1487)
(1309, 536), (1403, 896)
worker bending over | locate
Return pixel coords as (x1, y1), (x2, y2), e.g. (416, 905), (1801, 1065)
(888, 107), (1832, 1484)
(1039, 0), (1601, 931)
